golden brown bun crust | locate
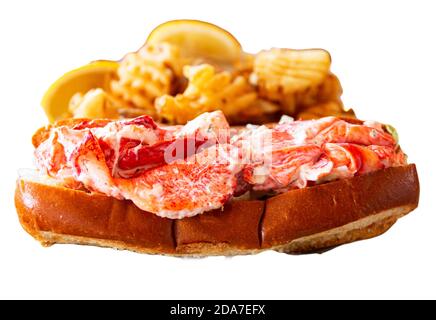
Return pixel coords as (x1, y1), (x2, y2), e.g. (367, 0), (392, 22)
(15, 165), (419, 256)
(15, 179), (175, 253)
(175, 201), (265, 252)
(262, 164), (420, 248)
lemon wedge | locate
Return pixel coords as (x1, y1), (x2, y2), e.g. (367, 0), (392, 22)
(146, 19), (242, 64)
(41, 60), (119, 122)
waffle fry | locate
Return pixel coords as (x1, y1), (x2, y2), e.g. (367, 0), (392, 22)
(156, 64), (257, 124)
(110, 42), (182, 115)
(280, 72), (344, 114)
(253, 48), (331, 92)
(252, 48), (332, 113)
(44, 20), (357, 125)
(68, 89), (119, 119)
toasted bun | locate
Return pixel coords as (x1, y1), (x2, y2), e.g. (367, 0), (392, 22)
(15, 165), (419, 256)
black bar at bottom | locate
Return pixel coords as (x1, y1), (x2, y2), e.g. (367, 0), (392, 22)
(159, 300), (301, 319)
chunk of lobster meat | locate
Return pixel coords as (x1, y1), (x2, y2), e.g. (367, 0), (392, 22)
(244, 144), (324, 191)
(319, 143), (407, 182)
(367, 145), (407, 167)
(35, 127), (122, 198)
(115, 136), (215, 178)
(115, 144), (241, 219)
(314, 120), (396, 146)
(242, 141), (407, 193)
(274, 116), (339, 144)
(275, 116), (396, 146)
(92, 116), (170, 170)
(95, 111), (230, 178)
(174, 110), (230, 143)
(34, 130), (67, 176)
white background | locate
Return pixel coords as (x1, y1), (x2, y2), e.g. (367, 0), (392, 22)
(0, 0), (435, 299)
